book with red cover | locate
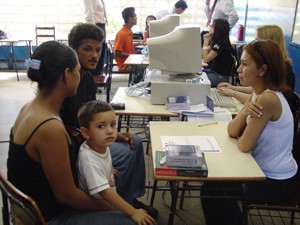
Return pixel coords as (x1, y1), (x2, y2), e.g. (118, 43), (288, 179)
(155, 151), (208, 177)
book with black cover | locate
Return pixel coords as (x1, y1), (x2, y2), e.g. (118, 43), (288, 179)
(155, 151), (208, 177)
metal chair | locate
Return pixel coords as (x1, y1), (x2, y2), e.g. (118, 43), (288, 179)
(93, 42), (114, 103)
(0, 172), (46, 225)
(35, 26), (56, 46)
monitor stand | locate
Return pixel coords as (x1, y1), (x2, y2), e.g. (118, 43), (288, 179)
(150, 71), (211, 105)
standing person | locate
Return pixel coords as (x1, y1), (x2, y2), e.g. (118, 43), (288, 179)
(204, 0), (239, 29)
(82, 0), (107, 76)
(202, 19), (234, 87)
(217, 24), (296, 103)
(7, 41), (136, 225)
(61, 23), (158, 218)
(201, 40), (298, 225)
(155, 0), (188, 20)
(76, 100), (155, 224)
(114, 7), (137, 72)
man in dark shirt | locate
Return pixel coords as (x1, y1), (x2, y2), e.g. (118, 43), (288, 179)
(61, 23), (158, 218)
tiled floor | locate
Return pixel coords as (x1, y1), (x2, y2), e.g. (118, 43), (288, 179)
(0, 71), (299, 225)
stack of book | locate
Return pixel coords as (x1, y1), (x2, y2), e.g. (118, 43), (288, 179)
(155, 149), (208, 177)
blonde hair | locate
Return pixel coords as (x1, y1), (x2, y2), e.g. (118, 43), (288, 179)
(256, 25), (292, 66)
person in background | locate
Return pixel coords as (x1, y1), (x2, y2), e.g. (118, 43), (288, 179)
(217, 24), (296, 103)
(77, 100), (155, 224)
(202, 18), (234, 87)
(201, 40), (298, 225)
(82, 0), (108, 76)
(142, 15), (156, 44)
(155, 0), (188, 20)
(61, 23), (158, 218)
(7, 41), (136, 225)
(114, 7), (137, 72)
(204, 0), (239, 30)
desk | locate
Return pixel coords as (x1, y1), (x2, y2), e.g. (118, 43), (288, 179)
(149, 121), (265, 225)
(0, 38), (33, 81)
(111, 87), (179, 131)
(124, 54), (149, 85)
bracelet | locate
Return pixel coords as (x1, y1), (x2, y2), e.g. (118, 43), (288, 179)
(233, 91), (238, 98)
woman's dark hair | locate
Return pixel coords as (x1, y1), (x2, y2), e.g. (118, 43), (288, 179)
(244, 40), (288, 92)
(27, 41), (78, 92)
(122, 7), (135, 23)
(68, 23), (104, 49)
(145, 15), (156, 31)
(78, 100), (114, 128)
(211, 19), (230, 45)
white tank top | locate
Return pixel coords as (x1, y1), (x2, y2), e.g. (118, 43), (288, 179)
(249, 91), (298, 179)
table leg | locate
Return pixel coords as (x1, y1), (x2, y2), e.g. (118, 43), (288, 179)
(150, 180), (157, 207)
(117, 116), (122, 132)
(241, 183), (248, 225)
(10, 42), (19, 81)
(168, 181), (179, 225)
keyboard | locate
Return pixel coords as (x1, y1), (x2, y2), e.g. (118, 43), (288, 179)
(211, 88), (236, 108)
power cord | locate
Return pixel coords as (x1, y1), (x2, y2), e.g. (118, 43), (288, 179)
(125, 68), (157, 97)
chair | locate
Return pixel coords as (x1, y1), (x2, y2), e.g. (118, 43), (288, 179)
(35, 26), (56, 46)
(246, 92), (300, 225)
(0, 172), (46, 225)
(64, 125), (85, 153)
(230, 55), (239, 85)
(93, 42), (114, 103)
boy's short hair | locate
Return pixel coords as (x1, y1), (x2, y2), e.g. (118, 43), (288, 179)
(77, 100), (114, 128)
(122, 7), (135, 23)
(68, 23), (104, 49)
(175, 0), (188, 10)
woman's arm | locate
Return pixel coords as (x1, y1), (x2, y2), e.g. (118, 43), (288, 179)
(37, 121), (113, 211)
(202, 33), (218, 63)
(228, 92), (278, 152)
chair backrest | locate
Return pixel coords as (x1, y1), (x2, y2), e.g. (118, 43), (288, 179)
(0, 173), (46, 225)
(64, 125), (85, 154)
(35, 26), (56, 46)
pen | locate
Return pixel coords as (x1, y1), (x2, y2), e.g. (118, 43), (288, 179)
(198, 122), (218, 127)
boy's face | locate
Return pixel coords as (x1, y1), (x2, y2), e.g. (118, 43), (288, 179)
(83, 111), (117, 152)
(75, 38), (102, 72)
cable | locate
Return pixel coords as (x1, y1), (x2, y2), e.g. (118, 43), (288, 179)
(125, 68), (157, 97)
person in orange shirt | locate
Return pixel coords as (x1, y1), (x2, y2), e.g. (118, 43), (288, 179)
(114, 7), (137, 71)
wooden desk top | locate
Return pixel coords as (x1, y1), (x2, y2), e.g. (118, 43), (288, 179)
(124, 54), (149, 65)
(111, 87), (179, 117)
(150, 121), (265, 181)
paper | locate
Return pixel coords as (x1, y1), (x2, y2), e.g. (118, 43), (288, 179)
(160, 136), (221, 152)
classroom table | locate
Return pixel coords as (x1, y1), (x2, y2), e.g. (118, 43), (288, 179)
(149, 121), (265, 225)
(124, 54), (149, 86)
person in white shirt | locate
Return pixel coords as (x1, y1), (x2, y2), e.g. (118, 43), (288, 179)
(155, 0), (188, 20)
(204, 0), (239, 29)
(82, 0), (107, 76)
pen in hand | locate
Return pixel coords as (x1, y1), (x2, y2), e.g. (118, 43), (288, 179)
(198, 122), (218, 127)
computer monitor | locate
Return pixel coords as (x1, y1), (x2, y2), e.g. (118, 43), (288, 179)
(147, 24), (202, 75)
(149, 15), (180, 38)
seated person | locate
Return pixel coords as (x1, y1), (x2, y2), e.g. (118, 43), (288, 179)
(217, 24), (296, 103)
(77, 100), (155, 224)
(114, 7), (137, 72)
(142, 15), (156, 44)
(202, 19), (234, 87)
(61, 22), (158, 218)
(201, 40), (298, 225)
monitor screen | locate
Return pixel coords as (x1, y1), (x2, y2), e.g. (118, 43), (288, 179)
(149, 15), (180, 38)
(147, 24), (202, 75)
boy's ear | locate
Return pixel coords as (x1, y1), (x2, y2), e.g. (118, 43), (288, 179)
(80, 127), (90, 140)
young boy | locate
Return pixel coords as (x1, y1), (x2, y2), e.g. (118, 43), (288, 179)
(77, 100), (155, 225)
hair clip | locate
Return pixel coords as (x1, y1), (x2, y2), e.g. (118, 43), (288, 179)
(25, 59), (41, 70)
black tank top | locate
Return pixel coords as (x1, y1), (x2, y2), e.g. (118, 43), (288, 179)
(7, 118), (78, 221)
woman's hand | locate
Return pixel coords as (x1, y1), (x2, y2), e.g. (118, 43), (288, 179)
(216, 87), (235, 97)
(131, 209), (155, 225)
(116, 132), (136, 149)
(217, 82), (234, 90)
(242, 101), (263, 118)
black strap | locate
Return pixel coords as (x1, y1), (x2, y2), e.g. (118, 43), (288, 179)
(24, 118), (60, 147)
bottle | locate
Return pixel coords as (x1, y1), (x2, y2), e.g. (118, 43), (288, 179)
(237, 24), (244, 42)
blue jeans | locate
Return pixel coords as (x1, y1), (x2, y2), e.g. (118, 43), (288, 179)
(204, 69), (229, 87)
(48, 209), (136, 225)
(110, 135), (146, 204)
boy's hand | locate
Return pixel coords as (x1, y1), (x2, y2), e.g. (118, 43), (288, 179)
(131, 209), (155, 225)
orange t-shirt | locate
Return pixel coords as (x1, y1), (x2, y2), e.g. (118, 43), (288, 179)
(114, 26), (135, 71)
